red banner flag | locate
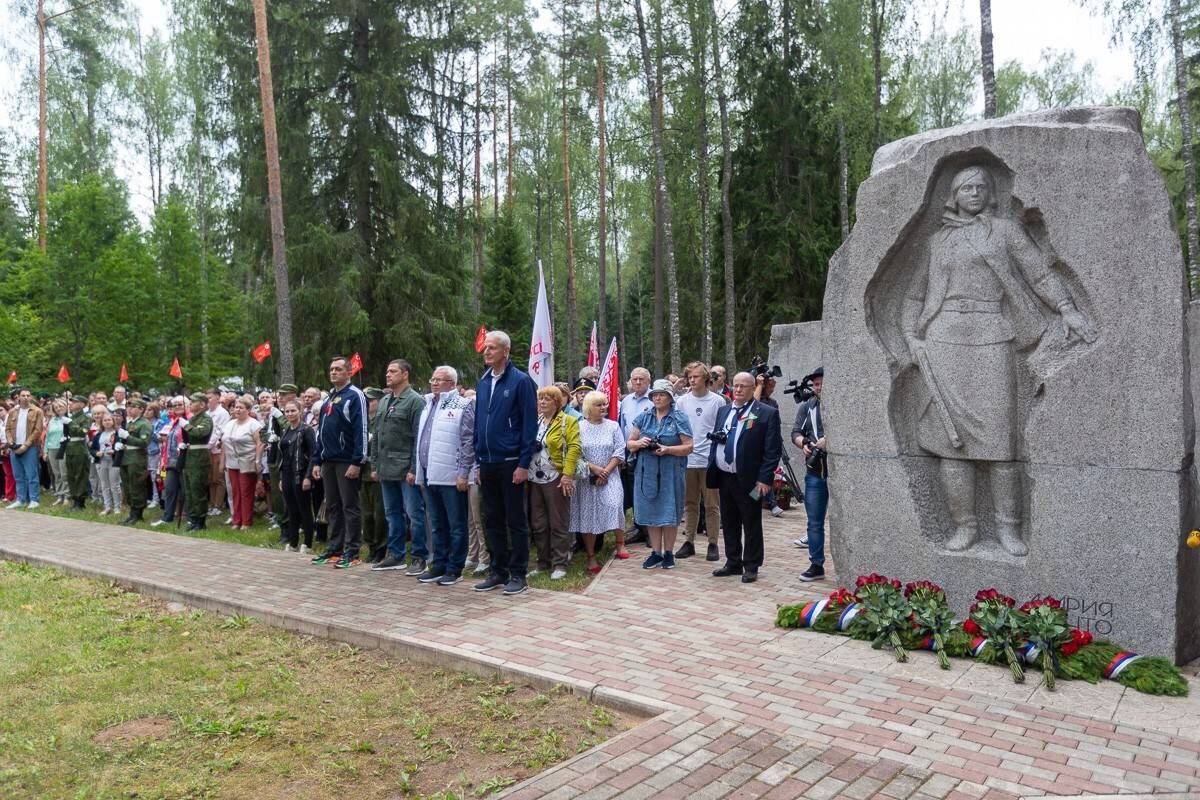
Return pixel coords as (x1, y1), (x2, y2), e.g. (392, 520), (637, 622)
(596, 337), (620, 422)
(6, 370), (16, 385)
(587, 321), (599, 368)
(169, 357), (183, 380)
(349, 352), (363, 376)
(57, 364), (70, 384)
(474, 325), (488, 353)
(252, 341), (272, 363)
(119, 363), (129, 382)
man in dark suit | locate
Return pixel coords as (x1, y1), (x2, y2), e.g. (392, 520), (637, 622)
(707, 371), (782, 583)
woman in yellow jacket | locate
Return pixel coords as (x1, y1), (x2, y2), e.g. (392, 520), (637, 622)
(527, 386), (582, 580)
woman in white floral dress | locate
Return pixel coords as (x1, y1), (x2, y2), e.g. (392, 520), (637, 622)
(569, 391), (628, 573)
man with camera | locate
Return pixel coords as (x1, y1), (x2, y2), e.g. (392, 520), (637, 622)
(707, 372), (782, 583)
(791, 367), (827, 582)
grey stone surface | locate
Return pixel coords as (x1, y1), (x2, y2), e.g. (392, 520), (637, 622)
(768, 320), (824, 470)
(822, 107), (1200, 662)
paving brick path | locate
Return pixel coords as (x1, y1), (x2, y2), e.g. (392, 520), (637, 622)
(2, 508), (1198, 799)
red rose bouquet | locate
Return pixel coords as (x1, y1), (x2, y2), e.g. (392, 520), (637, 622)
(854, 574), (911, 662)
(1015, 596), (1072, 690)
(905, 581), (954, 670)
(969, 588), (1024, 683)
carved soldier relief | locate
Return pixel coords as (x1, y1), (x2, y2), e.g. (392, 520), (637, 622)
(867, 151), (1098, 557)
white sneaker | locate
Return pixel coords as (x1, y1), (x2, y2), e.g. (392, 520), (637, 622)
(793, 538), (808, 547)
(6, 501), (25, 510)
(147, 500), (158, 509)
(473, 562), (490, 575)
(464, 559), (476, 570)
(299, 544), (311, 555)
(207, 507), (221, 517)
(550, 569), (568, 580)
(151, 519), (168, 527)
(284, 544), (296, 552)
(528, 569), (541, 577)
(224, 517), (234, 526)
(770, 505), (784, 517)
(26, 501), (39, 510)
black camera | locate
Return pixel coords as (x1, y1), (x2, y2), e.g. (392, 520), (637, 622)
(531, 440), (544, 454)
(748, 355), (782, 381)
(706, 430), (728, 445)
(644, 436), (663, 451)
(805, 445), (825, 469)
(783, 378), (815, 404)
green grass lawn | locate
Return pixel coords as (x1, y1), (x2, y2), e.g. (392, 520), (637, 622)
(0, 561), (636, 800)
(25, 501), (628, 592)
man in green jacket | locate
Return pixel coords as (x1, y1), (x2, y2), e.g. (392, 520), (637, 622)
(64, 395), (92, 510)
(369, 359), (427, 573)
(118, 397), (154, 524)
(181, 393), (214, 530)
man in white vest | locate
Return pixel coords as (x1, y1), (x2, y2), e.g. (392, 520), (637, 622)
(413, 365), (477, 585)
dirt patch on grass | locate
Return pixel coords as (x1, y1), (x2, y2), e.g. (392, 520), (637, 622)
(93, 716), (174, 746)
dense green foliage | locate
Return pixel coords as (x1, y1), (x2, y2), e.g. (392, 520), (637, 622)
(0, 0), (1189, 393)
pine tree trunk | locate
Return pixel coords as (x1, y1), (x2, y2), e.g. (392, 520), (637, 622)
(505, 14), (513, 206)
(610, 147), (625, 362)
(709, 0), (736, 369)
(251, 0), (294, 383)
(869, 0), (884, 149)
(473, 29), (483, 314)
(596, 0), (608, 346)
(694, 0), (712, 364)
(492, 30), (499, 218)
(838, 116), (850, 241)
(562, 16), (578, 381)
(980, 0), (996, 118)
(636, 0), (681, 374)
(1172, 0), (1200, 290)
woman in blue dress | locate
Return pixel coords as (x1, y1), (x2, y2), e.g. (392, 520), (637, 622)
(627, 379), (693, 570)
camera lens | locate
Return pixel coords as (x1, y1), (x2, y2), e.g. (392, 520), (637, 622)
(535, 470), (545, 479)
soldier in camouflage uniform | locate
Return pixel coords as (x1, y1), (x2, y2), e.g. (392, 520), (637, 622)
(63, 395), (92, 510)
(181, 393), (214, 530)
(361, 387), (388, 562)
(117, 397), (154, 524)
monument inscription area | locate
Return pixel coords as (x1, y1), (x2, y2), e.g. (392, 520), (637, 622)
(822, 108), (1200, 662)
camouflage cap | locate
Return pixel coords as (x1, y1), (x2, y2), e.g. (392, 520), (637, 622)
(126, 397), (147, 408)
(190, 392), (208, 404)
(365, 387), (384, 400)
(277, 383), (299, 395)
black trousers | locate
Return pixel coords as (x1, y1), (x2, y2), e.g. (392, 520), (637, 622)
(161, 467), (183, 523)
(717, 470), (764, 570)
(281, 473), (314, 548)
(308, 474), (328, 540)
(322, 462), (362, 559)
(480, 461), (530, 581)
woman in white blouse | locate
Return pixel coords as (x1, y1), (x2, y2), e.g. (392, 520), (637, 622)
(222, 397), (263, 530)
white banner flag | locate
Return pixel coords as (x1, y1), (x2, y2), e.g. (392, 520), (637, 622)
(529, 261), (555, 387)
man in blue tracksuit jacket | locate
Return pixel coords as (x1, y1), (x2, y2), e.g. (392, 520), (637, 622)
(472, 330), (538, 595)
(311, 356), (370, 568)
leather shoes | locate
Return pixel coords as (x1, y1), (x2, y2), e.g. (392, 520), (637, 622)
(741, 570), (758, 584)
(712, 563), (743, 577)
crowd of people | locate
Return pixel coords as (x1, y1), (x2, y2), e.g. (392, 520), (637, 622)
(0, 331), (830, 589)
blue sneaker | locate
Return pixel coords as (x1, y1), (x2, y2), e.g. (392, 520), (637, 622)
(662, 551), (676, 570)
(642, 551), (664, 570)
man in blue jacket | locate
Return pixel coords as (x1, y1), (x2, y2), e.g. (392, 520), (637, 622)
(310, 356), (370, 569)
(473, 330), (539, 595)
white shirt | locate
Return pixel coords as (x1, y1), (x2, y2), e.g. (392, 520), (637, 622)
(222, 417), (263, 473)
(676, 391), (727, 468)
(207, 404), (231, 450)
(715, 404), (750, 474)
(14, 408), (29, 445)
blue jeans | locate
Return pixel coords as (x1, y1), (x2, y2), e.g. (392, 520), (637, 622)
(10, 446), (40, 503)
(804, 472), (828, 566)
(382, 479), (429, 561)
(425, 483), (469, 576)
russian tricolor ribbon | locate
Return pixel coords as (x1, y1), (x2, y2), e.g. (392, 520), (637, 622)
(970, 636), (990, 657)
(799, 599), (828, 627)
(1019, 641), (1041, 664)
(1104, 651), (1142, 679)
(837, 602), (862, 631)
